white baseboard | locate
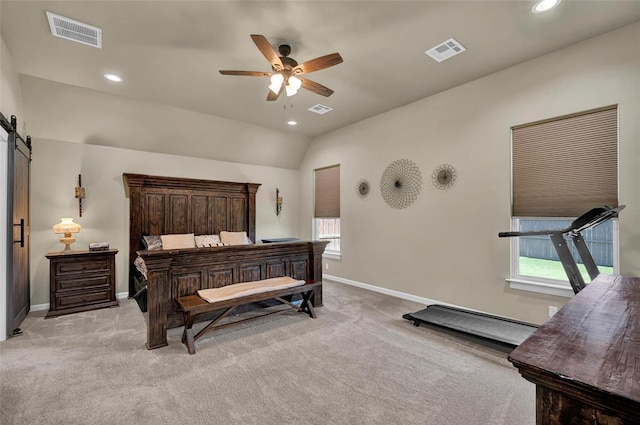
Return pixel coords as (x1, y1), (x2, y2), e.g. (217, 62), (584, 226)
(323, 274), (485, 314)
(30, 292), (129, 312)
(29, 303), (49, 312)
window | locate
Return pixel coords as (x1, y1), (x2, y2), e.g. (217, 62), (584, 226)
(315, 218), (341, 253)
(314, 165), (340, 256)
(511, 218), (617, 295)
(509, 106), (618, 296)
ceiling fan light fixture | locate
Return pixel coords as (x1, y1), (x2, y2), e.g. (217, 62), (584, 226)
(285, 86), (298, 97)
(285, 76), (302, 97)
(269, 73), (284, 93)
(288, 76), (302, 91)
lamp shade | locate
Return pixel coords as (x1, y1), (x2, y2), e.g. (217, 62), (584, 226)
(53, 218), (81, 234)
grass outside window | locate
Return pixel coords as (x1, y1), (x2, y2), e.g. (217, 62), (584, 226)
(519, 256), (613, 282)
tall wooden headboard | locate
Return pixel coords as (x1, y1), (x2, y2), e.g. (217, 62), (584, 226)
(123, 173), (261, 294)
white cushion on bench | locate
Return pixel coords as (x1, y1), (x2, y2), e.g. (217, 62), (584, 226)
(197, 277), (305, 303)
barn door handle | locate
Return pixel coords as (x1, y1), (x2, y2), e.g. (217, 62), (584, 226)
(13, 218), (24, 247)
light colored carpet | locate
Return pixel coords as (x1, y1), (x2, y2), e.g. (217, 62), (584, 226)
(0, 281), (535, 425)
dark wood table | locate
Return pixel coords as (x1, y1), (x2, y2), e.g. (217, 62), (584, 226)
(508, 275), (640, 424)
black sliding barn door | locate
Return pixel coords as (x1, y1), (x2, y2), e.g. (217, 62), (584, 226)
(3, 114), (31, 336)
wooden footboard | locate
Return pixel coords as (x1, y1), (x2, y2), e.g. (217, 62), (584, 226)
(138, 240), (328, 349)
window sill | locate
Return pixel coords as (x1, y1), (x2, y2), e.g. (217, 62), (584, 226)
(507, 277), (575, 298)
(323, 251), (341, 260)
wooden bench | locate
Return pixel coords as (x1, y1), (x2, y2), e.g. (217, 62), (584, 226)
(175, 279), (320, 354)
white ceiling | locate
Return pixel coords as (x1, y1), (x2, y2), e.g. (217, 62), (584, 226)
(2, 1), (640, 139)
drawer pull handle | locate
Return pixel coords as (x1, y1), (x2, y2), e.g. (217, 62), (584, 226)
(82, 266), (87, 270)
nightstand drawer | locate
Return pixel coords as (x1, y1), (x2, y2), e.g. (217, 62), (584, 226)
(56, 290), (112, 309)
(56, 275), (110, 292)
(56, 258), (110, 275)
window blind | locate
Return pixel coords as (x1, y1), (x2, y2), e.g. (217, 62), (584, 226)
(512, 105), (618, 218)
(314, 165), (340, 218)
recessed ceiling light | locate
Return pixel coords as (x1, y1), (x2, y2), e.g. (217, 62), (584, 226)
(287, 120), (297, 126)
(104, 73), (123, 82)
(531, 0), (561, 14)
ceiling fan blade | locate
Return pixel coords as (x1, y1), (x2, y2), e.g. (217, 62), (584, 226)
(300, 78), (334, 97)
(219, 70), (271, 77)
(292, 53), (343, 75)
(250, 34), (284, 71)
(266, 80), (284, 101)
(267, 87), (283, 101)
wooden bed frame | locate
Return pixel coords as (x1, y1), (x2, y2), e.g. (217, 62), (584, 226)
(123, 173), (328, 350)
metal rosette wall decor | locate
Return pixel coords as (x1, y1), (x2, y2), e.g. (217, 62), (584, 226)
(431, 164), (457, 190)
(379, 159), (422, 209)
(355, 179), (370, 199)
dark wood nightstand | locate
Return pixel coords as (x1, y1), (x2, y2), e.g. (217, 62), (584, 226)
(45, 249), (119, 318)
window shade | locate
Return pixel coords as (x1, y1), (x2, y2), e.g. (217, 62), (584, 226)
(512, 106), (618, 218)
(314, 165), (340, 218)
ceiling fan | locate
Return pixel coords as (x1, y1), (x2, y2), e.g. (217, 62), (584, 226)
(219, 34), (343, 101)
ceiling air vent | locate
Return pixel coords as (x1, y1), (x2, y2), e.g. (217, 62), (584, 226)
(425, 38), (465, 63)
(308, 104), (333, 115)
(46, 12), (102, 48)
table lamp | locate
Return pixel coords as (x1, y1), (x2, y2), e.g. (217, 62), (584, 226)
(53, 218), (81, 251)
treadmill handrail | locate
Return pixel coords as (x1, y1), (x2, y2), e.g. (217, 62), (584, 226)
(499, 205), (625, 238)
(499, 229), (563, 238)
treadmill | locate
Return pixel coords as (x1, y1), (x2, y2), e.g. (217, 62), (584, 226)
(404, 205), (624, 348)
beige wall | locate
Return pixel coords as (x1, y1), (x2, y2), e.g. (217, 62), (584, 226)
(1, 37), (24, 129)
(20, 75), (310, 170)
(30, 139), (301, 305)
(298, 22), (640, 324)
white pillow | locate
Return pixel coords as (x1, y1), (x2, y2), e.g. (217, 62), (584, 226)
(160, 233), (195, 250)
(195, 234), (221, 248)
(219, 231), (252, 246)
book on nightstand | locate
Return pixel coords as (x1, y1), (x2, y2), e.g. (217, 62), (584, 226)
(89, 242), (110, 251)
